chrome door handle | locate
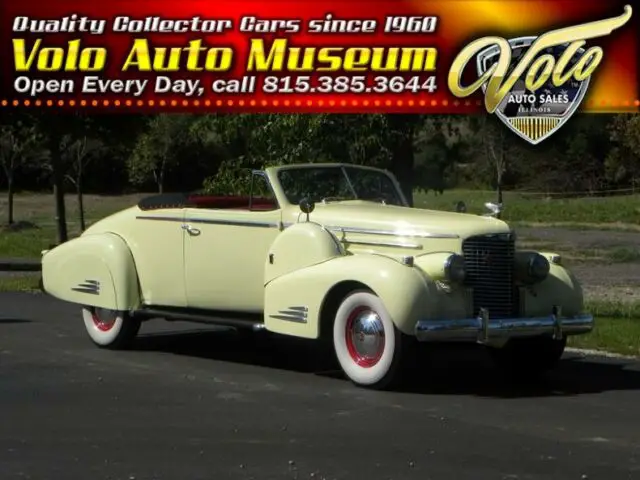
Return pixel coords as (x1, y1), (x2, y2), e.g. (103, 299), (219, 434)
(181, 224), (201, 236)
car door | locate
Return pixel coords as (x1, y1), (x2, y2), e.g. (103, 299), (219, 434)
(130, 207), (187, 307)
(183, 176), (282, 313)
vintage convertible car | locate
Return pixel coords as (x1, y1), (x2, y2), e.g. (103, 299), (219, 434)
(41, 163), (593, 389)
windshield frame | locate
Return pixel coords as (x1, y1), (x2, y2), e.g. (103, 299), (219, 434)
(266, 164), (409, 208)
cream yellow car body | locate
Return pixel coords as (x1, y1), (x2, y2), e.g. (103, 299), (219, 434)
(41, 163), (593, 353)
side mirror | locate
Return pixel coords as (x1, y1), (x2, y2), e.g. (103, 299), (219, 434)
(299, 198), (315, 221)
(455, 201), (467, 213)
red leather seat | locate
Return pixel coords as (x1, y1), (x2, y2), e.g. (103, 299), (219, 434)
(186, 195), (277, 211)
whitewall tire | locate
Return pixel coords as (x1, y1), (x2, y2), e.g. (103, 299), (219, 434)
(333, 291), (409, 389)
(82, 307), (141, 350)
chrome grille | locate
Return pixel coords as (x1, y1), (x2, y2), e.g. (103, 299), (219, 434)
(462, 233), (518, 318)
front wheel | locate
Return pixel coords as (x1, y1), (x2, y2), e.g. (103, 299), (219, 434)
(489, 335), (567, 378)
(332, 291), (414, 390)
(82, 307), (141, 350)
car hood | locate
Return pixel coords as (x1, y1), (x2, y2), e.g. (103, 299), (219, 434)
(285, 201), (511, 240)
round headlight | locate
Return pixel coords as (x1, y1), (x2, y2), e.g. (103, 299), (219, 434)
(444, 254), (466, 283)
(528, 253), (550, 282)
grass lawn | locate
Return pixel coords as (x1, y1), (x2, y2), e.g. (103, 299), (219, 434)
(414, 190), (640, 228)
(568, 316), (640, 356)
(1, 189), (640, 259)
(0, 274), (40, 293)
(563, 300), (640, 356)
(0, 192), (146, 259)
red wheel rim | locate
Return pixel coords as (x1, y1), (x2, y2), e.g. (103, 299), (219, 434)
(91, 308), (118, 332)
(344, 306), (385, 368)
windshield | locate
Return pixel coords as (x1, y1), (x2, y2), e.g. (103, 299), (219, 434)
(277, 166), (405, 206)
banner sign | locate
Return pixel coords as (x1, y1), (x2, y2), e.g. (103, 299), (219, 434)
(0, 0), (637, 141)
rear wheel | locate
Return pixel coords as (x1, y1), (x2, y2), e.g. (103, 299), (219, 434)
(332, 291), (414, 390)
(82, 307), (141, 350)
(489, 335), (567, 378)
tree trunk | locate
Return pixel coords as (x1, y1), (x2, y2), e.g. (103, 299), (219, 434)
(396, 147), (415, 207)
(494, 164), (504, 218)
(77, 175), (86, 232)
(496, 135), (505, 219)
(496, 165), (504, 205)
(153, 167), (165, 194)
(49, 134), (68, 243)
(386, 115), (416, 207)
(7, 176), (14, 225)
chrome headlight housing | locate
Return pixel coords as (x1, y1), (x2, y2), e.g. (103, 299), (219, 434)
(444, 254), (466, 283)
(515, 252), (550, 284)
(528, 253), (550, 282)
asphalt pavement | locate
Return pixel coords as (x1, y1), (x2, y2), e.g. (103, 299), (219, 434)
(1, 292), (640, 480)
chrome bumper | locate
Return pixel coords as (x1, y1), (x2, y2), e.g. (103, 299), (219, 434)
(415, 307), (594, 343)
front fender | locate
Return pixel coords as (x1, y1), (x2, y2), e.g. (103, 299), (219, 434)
(265, 221), (344, 285)
(42, 232), (140, 311)
(264, 253), (435, 339)
(520, 254), (585, 317)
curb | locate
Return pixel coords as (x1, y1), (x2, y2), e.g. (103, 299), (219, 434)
(0, 259), (41, 272)
(566, 347), (639, 360)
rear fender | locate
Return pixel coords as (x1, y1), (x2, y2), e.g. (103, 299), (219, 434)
(264, 253), (435, 339)
(41, 233), (141, 311)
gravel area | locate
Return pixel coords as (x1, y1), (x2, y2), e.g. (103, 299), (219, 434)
(516, 227), (640, 303)
(516, 227), (640, 250)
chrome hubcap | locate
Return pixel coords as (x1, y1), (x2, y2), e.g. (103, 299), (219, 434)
(345, 307), (385, 368)
(92, 308), (118, 332)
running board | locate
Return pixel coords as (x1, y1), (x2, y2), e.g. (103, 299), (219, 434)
(133, 306), (265, 332)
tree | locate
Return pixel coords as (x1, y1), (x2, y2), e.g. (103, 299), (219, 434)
(0, 115), (45, 225)
(275, 114), (426, 205)
(32, 112), (94, 243)
(606, 114), (640, 190)
(222, 114), (427, 205)
(466, 115), (516, 208)
(190, 113), (260, 168)
(382, 114), (427, 206)
(611, 114), (640, 155)
(30, 112), (92, 244)
(128, 114), (191, 193)
(62, 135), (104, 231)
(414, 123), (465, 196)
(192, 114), (299, 193)
(48, 129), (68, 243)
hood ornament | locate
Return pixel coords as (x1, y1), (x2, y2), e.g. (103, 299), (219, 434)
(484, 202), (503, 218)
